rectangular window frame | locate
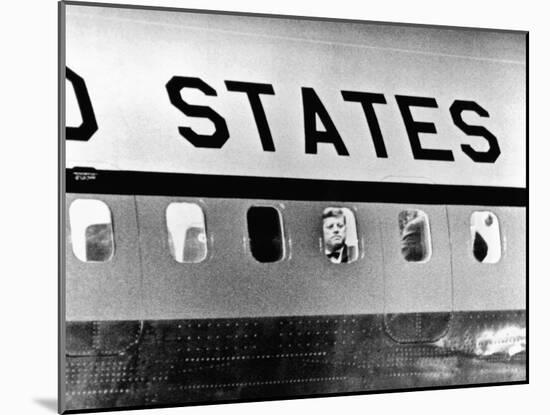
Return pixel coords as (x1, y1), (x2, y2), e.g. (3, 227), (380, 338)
(320, 205), (361, 265)
(69, 198), (116, 263)
(246, 204), (287, 264)
(470, 210), (502, 264)
(165, 200), (210, 264)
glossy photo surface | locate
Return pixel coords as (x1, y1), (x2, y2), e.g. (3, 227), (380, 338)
(60, 2), (527, 412)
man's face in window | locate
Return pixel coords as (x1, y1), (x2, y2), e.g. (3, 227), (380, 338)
(323, 215), (347, 252)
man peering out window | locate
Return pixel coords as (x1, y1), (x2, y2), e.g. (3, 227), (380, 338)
(322, 207), (358, 264)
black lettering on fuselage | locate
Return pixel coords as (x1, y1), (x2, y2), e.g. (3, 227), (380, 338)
(341, 91), (388, 158)
(395, 95), (454, 162)
(225, 81), (276, 151)
(158, 76), (501, 164)
(302, 87), (349, 156)
(166, 76), (229, 148)
(66, 67), (98, 141)
(450, 100), (501, 163)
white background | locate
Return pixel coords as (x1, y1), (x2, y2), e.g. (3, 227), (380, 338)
(0, 0), (545, 414)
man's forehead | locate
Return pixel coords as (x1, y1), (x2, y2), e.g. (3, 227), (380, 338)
(324, 216), (345, 224)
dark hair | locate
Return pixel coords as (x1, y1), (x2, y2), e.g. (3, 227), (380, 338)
(322, 208), (346, 224)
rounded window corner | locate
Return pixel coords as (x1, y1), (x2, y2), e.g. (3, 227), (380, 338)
(69, 198), (115, 263)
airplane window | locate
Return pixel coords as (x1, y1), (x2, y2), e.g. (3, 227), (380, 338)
(69, 199), (114, 262)
(247, 206), (284, 263)
(470, 211), (501, 263)
(322, 207), (359, 264)
(398, 209), (432, 262)
(166, 203), (207, 263)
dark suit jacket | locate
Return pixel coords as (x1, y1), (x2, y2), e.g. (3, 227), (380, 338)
(328, 244), (349, 264)
(401, 217), (426, 261)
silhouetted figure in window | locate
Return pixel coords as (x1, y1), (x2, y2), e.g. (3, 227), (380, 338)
(473, 231), (489, 262)
(399, 211), (427, 262)
(247, 207), (283, 263)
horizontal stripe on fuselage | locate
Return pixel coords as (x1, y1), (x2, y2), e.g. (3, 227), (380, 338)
(66, 169), (526, 206)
